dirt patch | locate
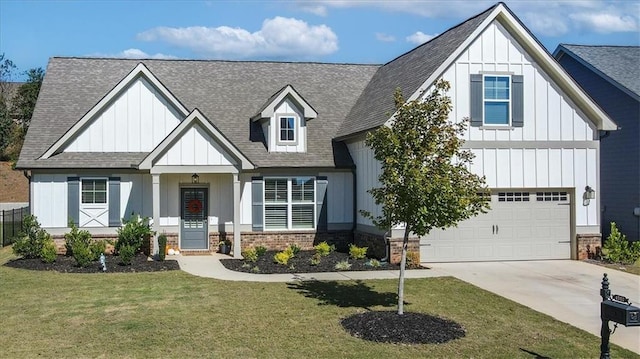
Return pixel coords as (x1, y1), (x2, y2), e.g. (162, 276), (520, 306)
(0, 161), (28, 202)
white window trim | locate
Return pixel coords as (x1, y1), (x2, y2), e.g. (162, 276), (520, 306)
(264, 177), (316, 231)
(483, 74), (512, 126)
(276, 114), (299, 146)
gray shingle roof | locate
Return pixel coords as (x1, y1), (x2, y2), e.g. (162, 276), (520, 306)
(18, 58), (379, 169)
(336, 4), (497, 138)
(558, 45), (640, 98)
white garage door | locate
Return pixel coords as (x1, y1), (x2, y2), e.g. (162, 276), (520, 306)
(420, 191), (571, 262)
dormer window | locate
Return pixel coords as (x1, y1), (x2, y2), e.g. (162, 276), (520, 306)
(279, 115), (296, 144)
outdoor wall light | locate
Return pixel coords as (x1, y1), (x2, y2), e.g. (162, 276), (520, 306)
(192, 173), (199, 184)
(583, 185), (595, 206)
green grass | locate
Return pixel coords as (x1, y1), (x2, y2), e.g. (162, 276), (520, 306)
(0, 246), (637, 359)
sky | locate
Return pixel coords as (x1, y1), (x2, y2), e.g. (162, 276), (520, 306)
(1, 0), (639, 80)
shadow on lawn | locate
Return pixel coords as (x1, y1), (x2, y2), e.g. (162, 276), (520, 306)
(519, 348), (552, 359)
(287, 280), (399, 310)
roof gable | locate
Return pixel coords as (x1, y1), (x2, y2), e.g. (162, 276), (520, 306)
(251, 84), (318, 121)
(41, 63), (190, 159)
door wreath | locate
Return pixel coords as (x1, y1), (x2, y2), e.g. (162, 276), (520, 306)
(187, 199), (203, 214)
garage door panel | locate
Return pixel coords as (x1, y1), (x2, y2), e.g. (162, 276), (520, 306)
(421, 190), (571, 262)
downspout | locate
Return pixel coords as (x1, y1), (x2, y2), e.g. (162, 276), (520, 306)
(22, 170), (31, 214)
(351, 165), (357, 233)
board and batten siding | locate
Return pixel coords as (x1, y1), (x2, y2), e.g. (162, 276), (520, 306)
(155, 123), (237, 166)
(64, 77), (182, 152)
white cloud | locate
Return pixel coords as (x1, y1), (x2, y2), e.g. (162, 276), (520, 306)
(87, 48), (177, 60)
(406, 31), (436, 45)
(137, 17), (338, 59)
(375, 32), (395, 42)
(521, 13), (570, 36)
(569, 12), (638, 33)
(298, 4), (328, 16)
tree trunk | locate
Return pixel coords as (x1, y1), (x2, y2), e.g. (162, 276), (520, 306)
(397, 224), (410, 315)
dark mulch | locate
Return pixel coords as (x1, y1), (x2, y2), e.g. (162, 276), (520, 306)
(220, 250), (424, 274)
(341, 311), (466, 344)
(4, 254), (180, 273)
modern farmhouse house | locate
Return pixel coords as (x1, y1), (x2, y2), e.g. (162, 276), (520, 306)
(17, 3), (616, 263)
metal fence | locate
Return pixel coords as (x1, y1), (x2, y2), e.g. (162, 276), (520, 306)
(1, 206), (29, 247)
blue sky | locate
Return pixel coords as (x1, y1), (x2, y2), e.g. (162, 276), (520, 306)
(1, 0), (639, 80)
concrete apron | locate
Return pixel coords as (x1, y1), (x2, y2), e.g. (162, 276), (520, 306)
(430, 260), (640, 354)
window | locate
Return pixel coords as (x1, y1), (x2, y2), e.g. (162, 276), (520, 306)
(279, 116), (296, 143)
(484, 76), (510, 125)
(264, 177), (315, 230)
(498, 192), (530, 202)
(536, 192), (568, 202)
(81, 179), (107, 204)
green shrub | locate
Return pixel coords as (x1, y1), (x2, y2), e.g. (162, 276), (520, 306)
(72, 242), (94, 268)
(116, 214), (154, 255)
(273, 251), (291, 265)
(251, 266), (260, 273)
(158, 234), (167, 261)
(64, 222), (91, 257)
(314, 241), (334, 256)
(335, 260), (352, 270)
(406, 251), (421, 268)
(40, 240), (58, 263)
(283, 246), (295, 258)
(310, 252), (322, 266)
(349, 244), (368, 260)
(242, 248), (258, 263)
(118, 244), (136, 265)
(12, 215), (51, 259)
(255, 245), (267, 257)
(603, 222), (640, 264)
(289, 244), (301, 256)
(366, 258), (381, 268)
(89, 241), (106, 261)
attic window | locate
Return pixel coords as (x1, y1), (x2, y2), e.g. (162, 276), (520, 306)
(278, 116), (296, 144)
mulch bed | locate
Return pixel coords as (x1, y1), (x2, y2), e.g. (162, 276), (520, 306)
(341, 311), (466, 344)
(4, 254), (180, 273)
(220, 250), (424, 274)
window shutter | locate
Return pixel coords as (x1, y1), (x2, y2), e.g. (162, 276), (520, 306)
(252, 177), (264, 231)
(67, 177), (80, 226)
(511, 75), (524, 127)
(470, 74), (483, 127)
(108, 177), (121, 227)
(315, 176), (328, 231)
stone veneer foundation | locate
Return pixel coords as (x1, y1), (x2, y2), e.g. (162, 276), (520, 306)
(576, 233), (602, 260)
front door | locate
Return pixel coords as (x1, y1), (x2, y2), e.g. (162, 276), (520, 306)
(181, 188), (208, 250)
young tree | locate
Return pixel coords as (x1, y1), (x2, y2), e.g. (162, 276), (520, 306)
(0, 53), (17, 159)
(364, 80), (490, 315)
(7, 67), (44, 160)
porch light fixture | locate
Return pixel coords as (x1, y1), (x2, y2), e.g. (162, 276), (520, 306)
(583, 185), (595, 206)
(191, 173), (199, 184)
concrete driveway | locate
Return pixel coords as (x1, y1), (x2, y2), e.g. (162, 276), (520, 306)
(430, 260), (640, 354)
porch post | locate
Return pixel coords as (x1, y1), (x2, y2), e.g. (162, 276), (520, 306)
(233, 173), (241, 258)
(152, 174), (161, 255)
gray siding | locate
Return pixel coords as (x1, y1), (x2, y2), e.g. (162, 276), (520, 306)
(558, 54), (640, 241)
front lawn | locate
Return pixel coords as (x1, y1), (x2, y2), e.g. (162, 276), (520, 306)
(0, 247), (637, 358)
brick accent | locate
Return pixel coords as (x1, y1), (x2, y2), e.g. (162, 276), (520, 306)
(389, 238), (420, 265)
(353, 231), (420, 264)
(240, 231), (352, 253)
(51, 234), (117, 255)
(577, 233), (602, 260)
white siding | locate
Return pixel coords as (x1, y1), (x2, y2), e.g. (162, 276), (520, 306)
(65, 77), (182, 152)
(155, 123), (237, 166)
(31, 174), (68, 228)
(240, 174), (253, 225)
(319, 171), (354, 225)
(268, 99), (307, 153)
(119, 173), (153, 220)
(347, 139), (382, 226)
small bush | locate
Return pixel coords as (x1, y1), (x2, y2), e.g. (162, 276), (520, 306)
(365, 259), (382, 268)
(283, 246), (296, 258)
(349, 244), (368, 260)
(603, 222), (640, 264)
(242, 248), (258, 263)
(116, 214), (153, 255)
(289, 244), (301, 256)
(251, 266), (260, 273)
(310, 252), (322, 266)
(255, 245), (267, 257)
(314, 241), (334, 256)
(406, 251), (421, 268)
(273, 251), (291, 265)
(40, 240), (58, 263)
(72, 242), (94, 268)
(12, 215), (51, 259)
(89, 241), (106, 261)
(335, 260), (352, 271)
(158, 234), (167, 261)
(118, 244), (136, 265)
(64, 222), (92, 257)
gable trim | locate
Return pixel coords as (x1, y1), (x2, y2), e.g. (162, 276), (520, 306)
(251, 84), (318, 121)
(138, 108), (254, 171)
(394, 3), (617, 132)
(41, 63), (190, 159)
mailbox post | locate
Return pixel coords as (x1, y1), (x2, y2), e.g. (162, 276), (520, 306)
(599, 273), (640, 359)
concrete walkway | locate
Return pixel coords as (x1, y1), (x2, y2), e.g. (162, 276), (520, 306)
(173, 254), (639, 354)
(431, 260), (640, 354)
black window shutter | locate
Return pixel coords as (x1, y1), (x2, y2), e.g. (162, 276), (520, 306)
(470, 74), (483, 127)
(511, 75), (524, 127)
(251, 177), (264, 231)
(315, 176), (328, 231)
(67, 177), (80, 226)
(108, 177), (121, 227)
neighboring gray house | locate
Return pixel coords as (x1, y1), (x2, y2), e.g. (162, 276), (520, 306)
(554, 45), (640, 242)
(17, 3), (616, 263)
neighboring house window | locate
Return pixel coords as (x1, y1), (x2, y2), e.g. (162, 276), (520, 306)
(484, 76), (510, 125)
(278, 116), (296, 143)
(264, 177), (315, 230)
(82, 179), (107, 204)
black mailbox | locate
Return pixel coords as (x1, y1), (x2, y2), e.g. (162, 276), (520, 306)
(601, 299), (640, 327)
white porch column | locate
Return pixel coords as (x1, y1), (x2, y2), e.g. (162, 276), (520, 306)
(152, 174), (160, 255)
(233, 173), (242, 258)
